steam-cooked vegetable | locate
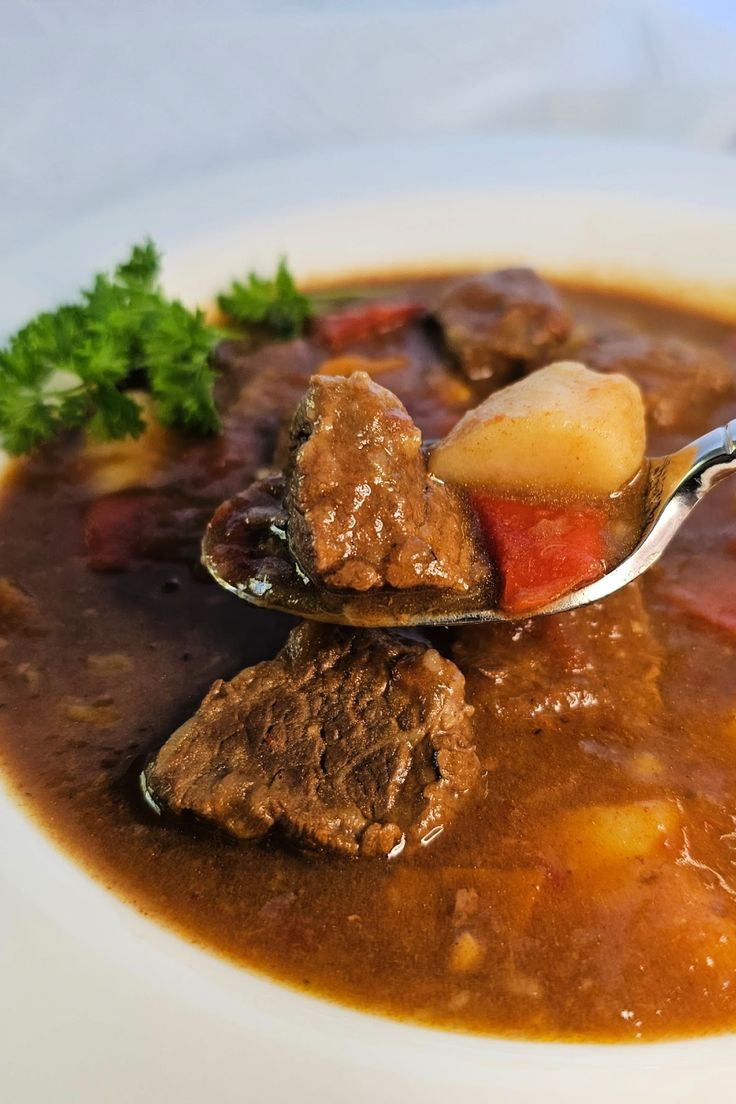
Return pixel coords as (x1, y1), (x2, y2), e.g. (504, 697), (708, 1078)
(314, 301), (424, 352)
(472, 494), (606, 611)
(554, 800), (681, 871)
(429, 361), (646, 497)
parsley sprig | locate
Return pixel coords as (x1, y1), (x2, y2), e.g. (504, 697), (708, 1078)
(0, 243), (327, 456)
(216, 257), (313, 338)
(0, 241), (220, 455)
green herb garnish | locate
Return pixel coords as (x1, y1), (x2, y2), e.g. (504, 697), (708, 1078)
(0, 245), (327, 456)
(216, 257), (313, 338)
(0, 241), (220, 455)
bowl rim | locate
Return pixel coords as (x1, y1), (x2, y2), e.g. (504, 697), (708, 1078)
(3, 134), (736, 1103)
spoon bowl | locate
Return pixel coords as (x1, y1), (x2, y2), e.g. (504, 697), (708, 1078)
(202, 419), (736, 627)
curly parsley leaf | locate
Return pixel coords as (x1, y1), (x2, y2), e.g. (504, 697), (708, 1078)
(144, 301), (219, 434)
(115, 239), (160, 289)
(217, 257), (313, 338)
(0, 240), (221, 456)
(0, 246), (319, 456)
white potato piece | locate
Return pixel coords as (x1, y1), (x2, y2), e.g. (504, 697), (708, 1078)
(429, 361), (646, 498)
(555, 800), (680, 871)
(83, 392), (170, 494)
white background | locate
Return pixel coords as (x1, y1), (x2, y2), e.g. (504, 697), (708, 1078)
(2, 0), (736, 255)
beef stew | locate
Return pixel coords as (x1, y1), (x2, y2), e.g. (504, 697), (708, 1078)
(2, 270), (736, 1042)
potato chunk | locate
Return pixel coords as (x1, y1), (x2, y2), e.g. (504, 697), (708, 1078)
(82, 393), (170, 494)
(429, 361), (646, 498)
(556, 800), (680, 872)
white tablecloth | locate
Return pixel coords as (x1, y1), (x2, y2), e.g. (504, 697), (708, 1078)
(2, 0), (736, 253)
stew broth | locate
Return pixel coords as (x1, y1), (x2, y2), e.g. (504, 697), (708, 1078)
(2, 278), (736, 1042)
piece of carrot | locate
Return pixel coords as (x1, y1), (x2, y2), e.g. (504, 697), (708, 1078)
(83, 493), (205, 572)
(314, 301), (424, 352)
(472, 494), (606, 613)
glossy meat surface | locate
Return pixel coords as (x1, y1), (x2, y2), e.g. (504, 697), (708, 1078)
(146, 621), (478, 857)
(286, 372), (483, 592)
(436, 268), (572, 382)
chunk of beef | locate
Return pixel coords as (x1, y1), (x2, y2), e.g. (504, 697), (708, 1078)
(285, 372), (485, 592)
(212, 338), (322, 419)
(145, 621), (479, 857)
(579, 334), (733, 431)
(435, 269), (572, 383)
(214, 321), (476, 479)
(213, 339), (323, 486)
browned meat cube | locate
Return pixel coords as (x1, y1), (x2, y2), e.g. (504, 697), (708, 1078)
(145, 622), (479, 857)
(435, 268), (572, 383)
(285, 372), (485, 592)
(212, 339), (323, 483)
(579, 334), (734, 430)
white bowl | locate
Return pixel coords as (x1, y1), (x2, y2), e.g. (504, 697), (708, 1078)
(2, 136), (736, 1103)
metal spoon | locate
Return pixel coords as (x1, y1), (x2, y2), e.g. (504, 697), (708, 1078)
(202, 420), (736, 627)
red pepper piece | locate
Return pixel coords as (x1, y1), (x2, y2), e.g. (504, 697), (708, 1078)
(83, 494), (163, 572)
(472, 493), (606, 613)
(314, 301), (424, 353)
(84, 493), (207, 572)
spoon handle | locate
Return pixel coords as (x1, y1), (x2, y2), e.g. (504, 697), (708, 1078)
(571, 419), (736, 611)
(682, 418), (736, 498)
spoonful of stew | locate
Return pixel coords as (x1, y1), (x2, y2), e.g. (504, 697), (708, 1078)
(202, 361), (736, 627)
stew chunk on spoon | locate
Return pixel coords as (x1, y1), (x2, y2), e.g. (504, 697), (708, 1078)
(204, 359), (647, 621)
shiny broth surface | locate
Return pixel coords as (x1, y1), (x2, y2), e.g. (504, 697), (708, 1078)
(2, 278), (736, 1041)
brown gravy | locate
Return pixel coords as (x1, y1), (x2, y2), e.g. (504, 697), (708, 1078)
(2, 277), (736, 1042)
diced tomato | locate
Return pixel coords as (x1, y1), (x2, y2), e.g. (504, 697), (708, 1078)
(83, 494), (163, 572)
(84, 493), (207, 572)
(314, 301), (425, 353)
(472, 494), (606, 613)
